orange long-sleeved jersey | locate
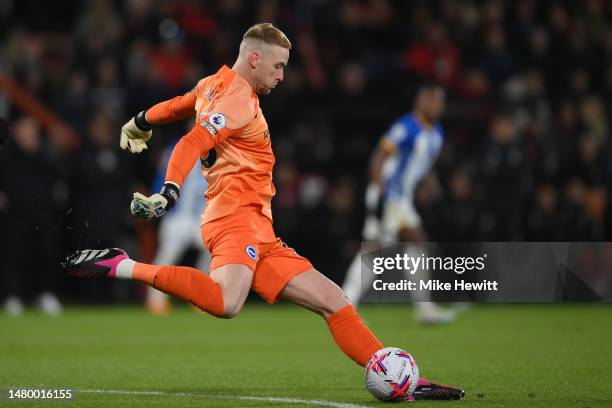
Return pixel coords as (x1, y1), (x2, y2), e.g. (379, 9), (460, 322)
(146, 65), (275, 224)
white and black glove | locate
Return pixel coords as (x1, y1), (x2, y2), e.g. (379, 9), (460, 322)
(130, 183), (180, 220)
(120, 111), (152, 153)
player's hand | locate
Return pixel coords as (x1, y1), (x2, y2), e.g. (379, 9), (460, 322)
(120, 112), (152, 153)
(130, 193), (168, 220)
(130, 183), (180, 220)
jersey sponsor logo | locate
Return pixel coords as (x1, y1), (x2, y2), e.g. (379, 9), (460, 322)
(264, 129), (270, 139)
(209, 113), (227, 130)
(200, 120), (217, 136)
(245, 245), (257, 261)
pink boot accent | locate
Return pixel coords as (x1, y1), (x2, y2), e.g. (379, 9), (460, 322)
(418, 378), (432, 386)
(96, 249), (129, 278)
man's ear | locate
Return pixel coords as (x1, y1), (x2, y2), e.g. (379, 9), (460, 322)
(249, 50), (261, 68)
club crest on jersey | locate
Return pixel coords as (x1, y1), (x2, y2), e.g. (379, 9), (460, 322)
(245, 245), (257, 261)
(209, 113), (227, 130)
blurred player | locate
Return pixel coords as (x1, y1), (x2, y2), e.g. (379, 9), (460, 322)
(145, 137), (211, 314)
(342, 85), (455, 324)
(65, 24), (463, 400)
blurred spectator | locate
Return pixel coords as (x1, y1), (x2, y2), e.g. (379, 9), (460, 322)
(70, 112), (132, 247)
(480, 113), (527, 240)
(480, 23), (515, 84)
(525, 184), (563, 241)
(440, 168), (479, 241)
(91, 57), (126, 120)
(558, 177), (601, 240)
(319, 175), (359, 283)
(0, 118), (62, 315)
(415, 173), (446, 241)
(403, 21), (462, 88)
(68, 112), (135, 302)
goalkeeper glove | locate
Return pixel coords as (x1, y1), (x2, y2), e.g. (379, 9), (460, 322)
(120, 111), (152, 153)
(130, 183), (180, 220)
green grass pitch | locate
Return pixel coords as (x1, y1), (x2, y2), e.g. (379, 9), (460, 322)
(1, 303), (611, 407)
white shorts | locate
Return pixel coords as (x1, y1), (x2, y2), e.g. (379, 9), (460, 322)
(381, 199), (421, 242)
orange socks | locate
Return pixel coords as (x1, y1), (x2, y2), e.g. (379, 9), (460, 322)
(133, 263), (224, 317)
(131, 264), (382, 365)
(326, 305), (383, 366)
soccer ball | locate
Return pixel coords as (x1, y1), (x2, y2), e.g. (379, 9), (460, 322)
(365, 347), (419, 402)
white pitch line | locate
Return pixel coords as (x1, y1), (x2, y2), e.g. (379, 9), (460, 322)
(78, 388), (373, 408)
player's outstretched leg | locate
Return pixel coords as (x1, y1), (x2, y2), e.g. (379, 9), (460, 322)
(64, 248), (251, 318)
(281, 268), (382, 366)
(281, 267), (464, 400)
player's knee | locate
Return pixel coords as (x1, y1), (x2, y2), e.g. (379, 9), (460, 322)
(211, 266), (252, 319)
(220, 307), (241, 319)
(220, 296), (245, 319)
(220, 309), (241, 319)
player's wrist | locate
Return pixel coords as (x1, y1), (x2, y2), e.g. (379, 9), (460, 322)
(160, 182), (180, 210)
(134, 110), (152, 131)
(201, 148), (217, 168)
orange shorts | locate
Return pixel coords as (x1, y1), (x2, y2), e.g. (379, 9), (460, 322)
(201, 205), (313, 304)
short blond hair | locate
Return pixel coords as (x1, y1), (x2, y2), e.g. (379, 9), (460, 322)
(243, 23), (291, 49)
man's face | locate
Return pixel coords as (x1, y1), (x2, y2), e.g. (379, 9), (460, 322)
(252, 44), (289, 95)
(14, 118), (40, 154)
(418, 88), (446, 122)
(491, 116), (514, 144)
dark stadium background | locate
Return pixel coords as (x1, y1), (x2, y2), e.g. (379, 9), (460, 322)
(0, 0), (611, 304)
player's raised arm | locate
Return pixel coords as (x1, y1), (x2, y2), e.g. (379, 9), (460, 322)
(120, 87), (199, 154)
(130, 87), (254, 220)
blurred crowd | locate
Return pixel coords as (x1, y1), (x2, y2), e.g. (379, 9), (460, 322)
(0, 0), (611, 305)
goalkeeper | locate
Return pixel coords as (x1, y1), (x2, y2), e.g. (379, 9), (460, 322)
(66, 23), (463, 401)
